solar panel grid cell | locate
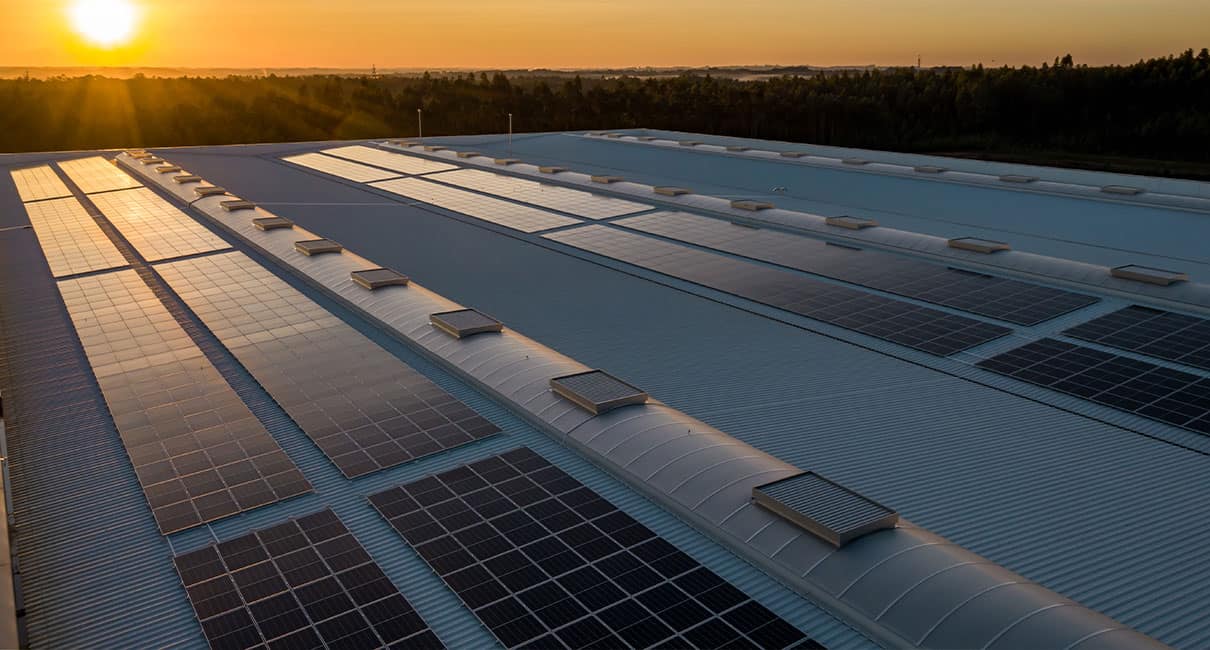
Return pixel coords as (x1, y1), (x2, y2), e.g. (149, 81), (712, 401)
(1066, 306), (1210, 371)
(428, 168), (652, 220)
(58, 156), (144, 194)
(23, 197), (128, 277)
(90, 188), (230, 262)
(10, 165), (73, 202)
(369, 177), (580, 233)
(321, 145), (458, 175)
(368, 448), (821, 650)
(282, 152), (402, 183)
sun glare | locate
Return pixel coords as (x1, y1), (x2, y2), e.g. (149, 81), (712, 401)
(68, 0), (139, 48)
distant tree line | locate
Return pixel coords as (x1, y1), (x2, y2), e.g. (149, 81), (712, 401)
(1, 49), (1208, 174)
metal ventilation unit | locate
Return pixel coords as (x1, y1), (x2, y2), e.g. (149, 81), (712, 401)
(1110, 264), (1189, 286)
(194, 186), (227, 197)
(549, 370), (648, 415)
(1000, 174), (1038, 184)
(539, 166), (567, 174)
(604, 133), (623, 138)
(780, 151), (806, 158)
(139, 157), (166, 165)
(220, 200), (256, 212)
(494, 158), (521, 165)
(914, 165), (947, 174)
(678, 140), (701, 147)
(423, 145), (446, 152)
(429, 309), (503, 338)
(731, 199), (773, 211)
(351, 268), (410, 290)
(456, 151), (481, 159)
(294, 239), (343, 256)
(156, 165), (183, 174)
(726, 145), (749, 152)
(826, 215), (879, 230)
(253, 217), (294, 231)
(591, 175), (623, 184)
(654, 187), (691, 196)
(841, 158), (869, 166)
(173, 175), (203, 185)
(637, 136), (657, 142)
(949, 237), (1011, 254)
(126, 150), (151, 159)
(1102, 185), (1144, 196)
(753, 472), (898, 547)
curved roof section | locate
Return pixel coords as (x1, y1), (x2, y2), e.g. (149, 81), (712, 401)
(122, 153), (1167, 650)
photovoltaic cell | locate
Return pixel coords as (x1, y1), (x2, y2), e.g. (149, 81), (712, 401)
(1065, 306), (1210, 371)
(57, 270), (311, 534)
(428, 168), (652, 220)
(977, 338), (1210, 435)
(368, 448), (822, 650)
(545, 226), (1009, 356)
(10, 165), (72, 202)
(23, 196), (127, 277)
(616, 212), (1098, 325)
(322, 145), (457, 175)
(58, 156), (144, 194)
(281, 152), (402, 183)
(157, 252), (500, 478)
(173, 509), (443, 650)
(369, 177), (580, 233)
(90, 188), (231, 261)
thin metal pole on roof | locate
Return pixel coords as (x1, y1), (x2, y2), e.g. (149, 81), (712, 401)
(417, 108), (423, 142)
(508, 113), (513, 153)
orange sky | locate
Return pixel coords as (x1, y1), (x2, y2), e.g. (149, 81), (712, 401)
(2, 0), (1208, 69)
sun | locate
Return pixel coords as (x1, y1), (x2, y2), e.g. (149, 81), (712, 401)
(68, 0), (139, 48)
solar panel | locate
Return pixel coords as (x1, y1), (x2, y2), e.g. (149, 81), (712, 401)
(753, 473), (898, 547)
(23, 197), (127, 277)
(369, 177), (580, 233)
(322, 145), (458, 175)
(368, 447), (819, 650)
(549, 370), (648, 415)
(10, 165), (72, 202)
(616, 212), (1097, 326)
(90, 188), (231, 262)
(977, 338), (1210, 435)
(157, 252), (500, 478)
(427, 168), (652, 220)
(57, 270), (311, 534)
(173, 509), (443, 650)
(351, 268), (410, 290)
(547, 226), (1010, 356)
(1066, 306), (1210, 371)
(281, 152), (401, 183)
(430, 309), (504, 339)
(58, 156), (143, 194)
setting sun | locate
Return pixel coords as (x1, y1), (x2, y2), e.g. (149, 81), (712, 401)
(68, 0), (138, 48)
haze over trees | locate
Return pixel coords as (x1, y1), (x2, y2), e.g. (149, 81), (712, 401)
(2, 49), (1207, 178)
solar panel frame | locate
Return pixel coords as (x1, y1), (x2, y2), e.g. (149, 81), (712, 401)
(546, 225), (1011, 356)
(1065, 306), (1210, 372)
(57, 270), (312, 534)
(23, 196), (128, 278)
(616, 212), (1098, 326)
(58, 156), (144, 194)
(281, 152), (402, 183)
(322, 145), (458, 175)
(173, 509), (443, 650)
(157, 252), (501, 478)
(369, 177), (581, 233)
(10, 165), (73, 202)
(427, 168), (652, 220)
(90, 188), (231, 262)
(368, 447), (817, 650)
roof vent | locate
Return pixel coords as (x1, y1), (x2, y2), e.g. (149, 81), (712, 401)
(678, 140), (701, 147)
(294, 239), (343, 256)
(591, 175), (623, 184)
(1000, 174), (1038, 184)
(780, 151), (806, 158)
(423, 145), (446, 152)
(539, 166), (567, 174)
(456, 151), (481, 159)
(914, 165), (947, 174)
(726, 145), (749, 152)
(637, 136), (657, 142)
(430, 308), (503, 338)
(173, 175), (203, 184)
(753, 472), (898, 548)
(155, 165), (182, 174)
(126, 150), (151, 158)
(841, 158), (869, 166)
(588, 131), (607, 136)
(253, 216), (294, 231)
(194, 186), (227, 197)
(1110, 264), (1188, 286)
(220, 200), (256, 212)
(1102, 185), (1143, 196)
(731, 199), (773, 211)
(825, 215), (879, 230)
(351, 267), (410, 290)
(139, 157), (165, 165)
(654, 186), (691, 196)
(494, 158), (521, 165)
(550, 370), (649, 415)
(604, 133), (623, 138)
(948, 237), (1011, 254)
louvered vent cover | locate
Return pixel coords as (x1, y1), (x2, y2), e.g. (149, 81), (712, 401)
(1110, 265), (1188, 286)
(549, 370), (648, 415)
(351, 268), (410, 290)
(825, 215), (878, 230)
(294, 239), (343, 256)
(753, 472), (898, 547)
(949, 237), (1011, 254)
(430, 309), (503, 338)
(253, 217), (294, 231)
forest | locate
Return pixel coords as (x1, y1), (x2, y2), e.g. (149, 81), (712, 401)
(1, 49), (1208, 178)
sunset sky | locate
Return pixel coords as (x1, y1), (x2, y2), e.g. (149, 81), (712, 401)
(1, 0), (1208, 69)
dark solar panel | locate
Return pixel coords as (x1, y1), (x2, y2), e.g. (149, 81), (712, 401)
(614, 213), (1097, 326)
(367, 448), (822, 650)
(173, 509), (443, 650)
(58, 271), (311, 534)
(550, 370), (648, 415)
(158, 253), (500, 479)
(1066, 306), (1210, 371)
(545, 226), (1009, 356)
(977, 338), (1210, 435)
